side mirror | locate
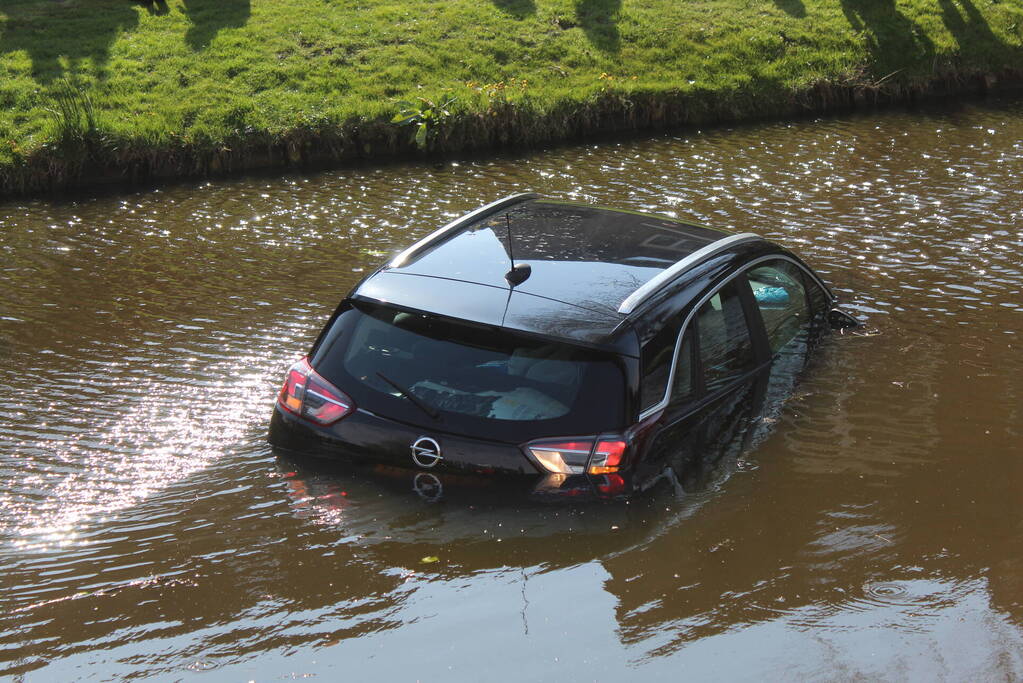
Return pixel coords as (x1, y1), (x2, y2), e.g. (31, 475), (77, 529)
(829, 308), (861, 329)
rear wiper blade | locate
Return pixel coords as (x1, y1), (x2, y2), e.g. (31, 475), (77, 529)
(376, 372), (440, 420)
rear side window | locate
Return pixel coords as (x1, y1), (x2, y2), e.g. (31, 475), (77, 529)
(697, 279), (756, 393)
(640, 316), (682, 411)
(747, 260), (810, 354)
(671, 333), (695, 402)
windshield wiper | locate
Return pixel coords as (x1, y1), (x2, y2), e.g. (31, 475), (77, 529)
(376, 372), (440, 420)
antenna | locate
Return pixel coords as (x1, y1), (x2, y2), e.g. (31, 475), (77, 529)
(506, 213), (515, 268)
(503, 212), (531, 287)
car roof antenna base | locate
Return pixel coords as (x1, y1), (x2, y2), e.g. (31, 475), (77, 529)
(505, 262), (532, 287)
(503, 212), (532, 287)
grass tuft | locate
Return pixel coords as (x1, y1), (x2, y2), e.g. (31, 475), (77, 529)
(48, 77), (98, 145)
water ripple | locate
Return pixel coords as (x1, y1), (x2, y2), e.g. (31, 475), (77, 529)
(2, 96), (1023, 678)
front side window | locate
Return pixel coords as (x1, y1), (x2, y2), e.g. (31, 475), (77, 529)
(802, 269), (831, 329)
(747, 260), (810, 354)
(697, 279), (756, 393)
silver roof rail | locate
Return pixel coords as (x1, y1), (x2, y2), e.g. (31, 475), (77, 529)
(617, 232), (763, 315)
(388, 193), (539, 269)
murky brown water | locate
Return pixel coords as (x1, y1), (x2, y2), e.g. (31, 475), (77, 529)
(2, 95), (1022, 679)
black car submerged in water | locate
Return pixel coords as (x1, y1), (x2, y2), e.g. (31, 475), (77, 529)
(269, 194), (857, 498)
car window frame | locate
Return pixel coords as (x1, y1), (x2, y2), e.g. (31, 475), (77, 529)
(639, 253), (833, 421)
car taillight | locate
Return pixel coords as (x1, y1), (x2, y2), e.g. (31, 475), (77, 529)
(525, 438), (627, 475)
(527, 440), (593, 474)
(279, 358), (311, 414)
(589, 440), (626, 475)
(277, 357), (354, 425)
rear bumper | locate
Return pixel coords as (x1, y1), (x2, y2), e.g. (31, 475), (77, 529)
(268, 404), (541, 475)
(268, 406), (635, 500)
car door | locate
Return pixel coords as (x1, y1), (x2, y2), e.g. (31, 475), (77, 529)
(636, 275), (771, 487)
(636, 257), (840, 492)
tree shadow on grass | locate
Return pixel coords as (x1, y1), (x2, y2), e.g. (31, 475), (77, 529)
(936, 0), (1019, 67)
(182, 0), (251, 51)
(576, 0), (622, 53)
(491, 0), (536, 19)
(773, 0), (806, 19)
(136, 0), (170, 16)
(0, 0), (142, 82)
(840, 0), (935, 78)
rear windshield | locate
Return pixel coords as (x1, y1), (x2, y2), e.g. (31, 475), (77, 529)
(310, 302), (627, 441)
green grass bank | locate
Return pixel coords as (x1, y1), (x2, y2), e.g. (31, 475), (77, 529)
(2, 0), (1022, 197)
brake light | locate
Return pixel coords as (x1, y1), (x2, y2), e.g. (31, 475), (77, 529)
(589, 440), (626, 475)
(280, 358), (311, 413)
(277, 357), (354, 425)
(525, 437), (627, 475)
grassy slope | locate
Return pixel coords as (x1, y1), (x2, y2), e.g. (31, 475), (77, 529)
(1, 0), (1021, 192)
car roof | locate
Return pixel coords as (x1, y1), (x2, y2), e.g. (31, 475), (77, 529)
(352, 194), (770, 351)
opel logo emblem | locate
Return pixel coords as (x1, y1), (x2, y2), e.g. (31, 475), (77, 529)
(411, 436), (442, 469)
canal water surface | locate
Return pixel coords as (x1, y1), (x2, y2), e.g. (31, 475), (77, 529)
(1, 95), (1022, 679)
